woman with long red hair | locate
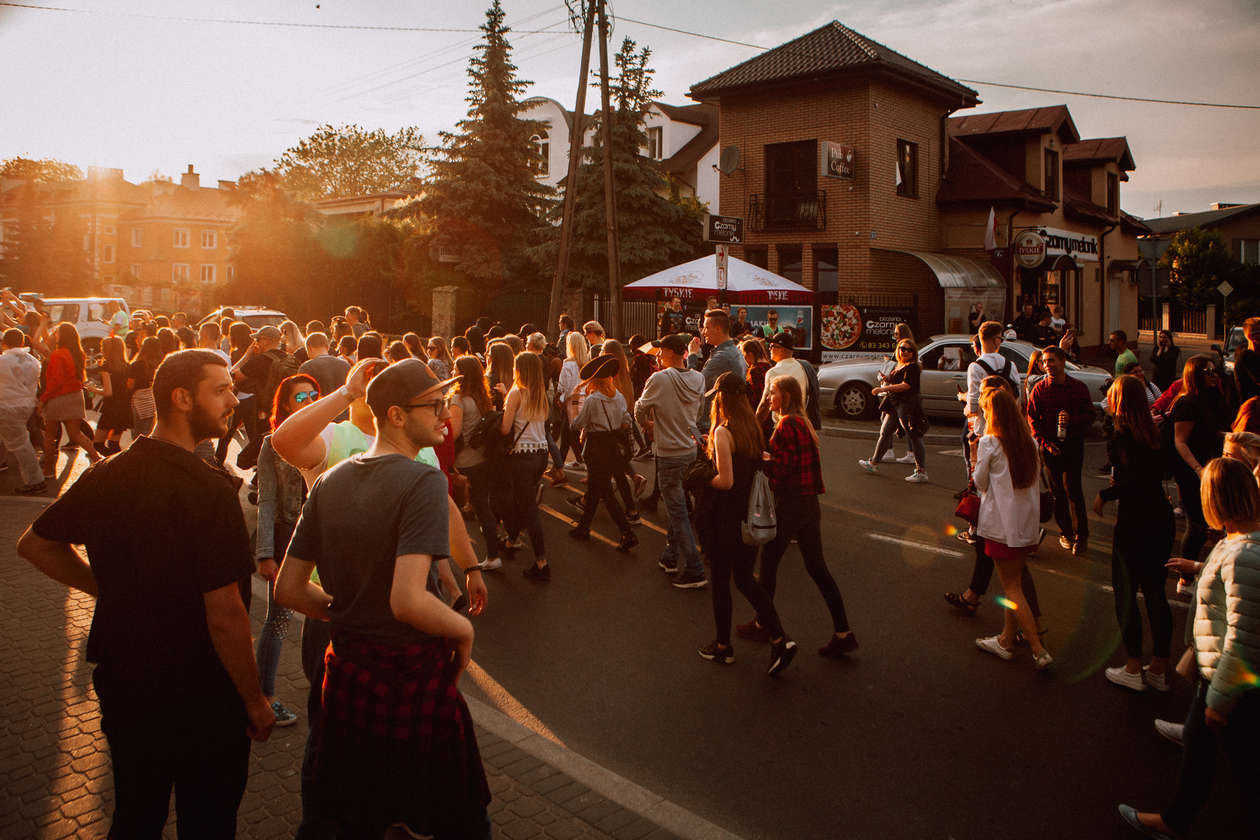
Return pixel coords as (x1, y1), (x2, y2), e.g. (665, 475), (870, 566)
(973, 387), (1052, 670)
(40, 322), (101, 476)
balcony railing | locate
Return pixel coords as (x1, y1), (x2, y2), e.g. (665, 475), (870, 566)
(749, 190), (827, 232)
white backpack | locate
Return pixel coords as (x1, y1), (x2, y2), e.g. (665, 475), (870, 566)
(741, 470), (777, 546)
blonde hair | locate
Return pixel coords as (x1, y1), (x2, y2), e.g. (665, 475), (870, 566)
(565, 331), (590, 366)
(512, 351), (549, 422)
(600, 340), (635, 408)
(1201, 456), (1260, 531)
(1224, 431), (1260, 471)
(981, 388), (1039, 489)
(280, 319), (304, 351)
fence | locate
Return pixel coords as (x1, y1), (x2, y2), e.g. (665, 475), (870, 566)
(593, 297), (658, 341)
(1136, 300), (1219, 338)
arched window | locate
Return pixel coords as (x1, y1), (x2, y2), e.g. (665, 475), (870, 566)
(530, 133), (550, 176)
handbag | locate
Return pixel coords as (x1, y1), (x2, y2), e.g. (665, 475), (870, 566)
(741, 468), (777, 546)
(684, 456), (717, 492)
(954, 484), (980, 524)
(130, 386), (155, 421)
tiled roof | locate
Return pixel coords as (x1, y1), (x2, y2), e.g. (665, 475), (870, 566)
(689, 20), (977, 104)
(936, 138), (1054, 210)
(662, 120), (718, 176)
(948, 105), (1079, 144)
(1143, 203), (1260, 235)
(1121, 211), (1152, 235)
(1063, 191), (1116, 225)
(654, 102), (715, 126)
(122, 184), (240, 222)
(1064, 137), (1134, 171)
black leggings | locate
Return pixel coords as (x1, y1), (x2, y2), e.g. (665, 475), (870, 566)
(707, 523), (785, 646)
(458, 461), (501, 560)
(757, 495), (850, 633)
(503, 450), (547, 559)
(968, 536), (1041, 617)
(1173, 465), (1209, 563)
(557, 415), (582, 466)
(1111, 511), (1174, 659)
(577, 439), (629, 534)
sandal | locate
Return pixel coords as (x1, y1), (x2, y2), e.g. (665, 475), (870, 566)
(944, 592), (980, 614)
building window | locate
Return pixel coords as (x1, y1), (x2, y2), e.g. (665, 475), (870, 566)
(173, 228), (190, 248)
(743, 247), (768, 269)
(530, 133), (549, 176)
(226, 264), (236, 283)
(1106, 172), (1119, 217)
(172, 263), (190, 284)
(200, 264), (216, 285)
(760, 140), (820, 230)
(201, 230), (217, 249)
(647, 127), (663, 161)
(131, 228), (142, 247)
(1236, 239), (1260, 265)
(896, 140), (919, 198)
(102, 244), (114, 263)
(129, 264), (141, 281)
(814, 247), (838, 293)
(1044, 148), (1060, 201)
(778, 244), (803, 286)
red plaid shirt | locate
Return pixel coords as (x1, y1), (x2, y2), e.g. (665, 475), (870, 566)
(767, 415), (824, 496)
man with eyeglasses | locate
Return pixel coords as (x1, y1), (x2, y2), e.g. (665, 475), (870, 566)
(1026, 345), (1094, 556)
(277, 359), (491, 838)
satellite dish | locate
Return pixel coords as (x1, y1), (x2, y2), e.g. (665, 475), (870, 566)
(718, 145), (741, 175)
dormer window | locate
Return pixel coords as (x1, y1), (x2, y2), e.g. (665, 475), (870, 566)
(1044, 148), (1059, 201)
(647, 127), (663, 161)
(530, 133), (550, 176)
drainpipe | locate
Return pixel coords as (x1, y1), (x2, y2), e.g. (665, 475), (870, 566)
(1097, 222), (1118, 353)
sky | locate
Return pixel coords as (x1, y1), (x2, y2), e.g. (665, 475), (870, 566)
(1, 0), (1257, 219)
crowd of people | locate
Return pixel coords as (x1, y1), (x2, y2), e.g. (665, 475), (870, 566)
(8, 290), (1259, 838)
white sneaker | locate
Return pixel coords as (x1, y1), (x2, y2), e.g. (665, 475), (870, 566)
(975, 635), (1014, 661)
(1143, 666), (1172, 693)
(1154, 719), (1184, 746)
(894, 453), (917, 464)
(857, 459), (878, 473)
(1105, 666), (1146, 692)
(1033, 649), (1054, 671)
(481, 557), (503, 571)
(905, 471), (928, 484)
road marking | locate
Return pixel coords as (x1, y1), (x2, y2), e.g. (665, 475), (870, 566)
(559, 478), (667, 536)
(1, 495), (54, 506)
(866, 532), (966, 558)
(937, 448), (963, 457)
(538, 503), (621, 548)
(466, 661), (565, 746)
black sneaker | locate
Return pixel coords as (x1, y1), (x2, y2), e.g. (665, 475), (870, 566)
(523, 563), (551, 582)
(672, 570), (708, 590)
(625, 510), (641, 525)
(818, 634), (859, 658)
(768, 637), (799, 676)
(617, 532), (638, 553)
(658, 559), (678, 575)
(697, 641), (734, 665)
(566, 496), (585, 513)
(568, 526), (590, 540)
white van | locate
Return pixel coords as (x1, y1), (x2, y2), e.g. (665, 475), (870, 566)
(39, 297), (130, 353)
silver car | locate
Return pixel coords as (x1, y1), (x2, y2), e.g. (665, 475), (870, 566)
(818, 334), (1114, 420)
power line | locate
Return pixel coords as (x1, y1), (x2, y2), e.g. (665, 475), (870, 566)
(0, 1), (564, 34)
(616, 14), (1260, 111)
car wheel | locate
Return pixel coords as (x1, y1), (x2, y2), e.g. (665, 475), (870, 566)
(834, 381), (872, 420)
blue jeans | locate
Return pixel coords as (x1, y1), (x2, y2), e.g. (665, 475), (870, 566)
(657, 452), (702, 576)
(256, 579), (292, 698)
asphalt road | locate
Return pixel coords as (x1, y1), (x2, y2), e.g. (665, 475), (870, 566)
(4, 425), (1247, 839)
(461, 434), (1247, 840)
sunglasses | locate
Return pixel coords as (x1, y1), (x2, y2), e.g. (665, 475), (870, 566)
(401, 399), (447, 414)
(1203, 369), (1220, 376)
(293, 390), (318, 404)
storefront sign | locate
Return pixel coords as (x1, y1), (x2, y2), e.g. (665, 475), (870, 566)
(1041, 226), (1099, 263)
(819, 303), (914, 360)
(1013, 231), (1046, 269)
(739, 305), (813, 349)
(704, 214), (744, 244)
(821, 141), (855, 180)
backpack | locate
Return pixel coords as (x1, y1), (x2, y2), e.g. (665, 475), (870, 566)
(259, 350), (299, 413)
(974, 357), (1018, 398)
(467, 409), (504, 451)
(741, 469), (777, 546)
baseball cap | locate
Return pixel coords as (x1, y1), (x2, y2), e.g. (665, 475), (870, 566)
(644, 333), (691, 356)
(251, 325), (282, 342)
(365, 358), (458, 419)
(704, 370), (747, 398)
(767, 331), (794, 350)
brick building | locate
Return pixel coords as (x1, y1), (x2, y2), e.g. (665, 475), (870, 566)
(0, 165), (240, 315)
(688, 20), (1148, 359)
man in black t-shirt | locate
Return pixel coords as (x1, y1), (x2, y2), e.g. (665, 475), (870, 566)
(18, 349), (274, 837)
(1233, 316), (1260, 403)
(277, 359), (490, 838)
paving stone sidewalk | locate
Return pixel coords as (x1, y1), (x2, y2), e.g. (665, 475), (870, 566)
(0, 499), (707, 840)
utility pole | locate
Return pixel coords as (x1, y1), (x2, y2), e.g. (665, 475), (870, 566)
(546, 1), (596, 338)
(596, 0), (622, 340)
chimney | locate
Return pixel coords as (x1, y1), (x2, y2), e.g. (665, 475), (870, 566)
(180, 164), (200, 191)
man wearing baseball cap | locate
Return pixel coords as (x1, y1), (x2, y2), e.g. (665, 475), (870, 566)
(635, 333), (708, 589)
(276, 359), (491, 837)
(758, 332), (822, 430)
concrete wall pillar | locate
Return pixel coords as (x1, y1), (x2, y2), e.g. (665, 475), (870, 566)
(432, 286), (459, 341)
(1161, 302), (1170, 331)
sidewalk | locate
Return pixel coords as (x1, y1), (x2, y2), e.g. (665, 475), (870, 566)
(0, 495), (737, 840)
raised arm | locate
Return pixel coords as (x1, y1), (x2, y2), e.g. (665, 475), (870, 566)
(272, 357), (375, 470)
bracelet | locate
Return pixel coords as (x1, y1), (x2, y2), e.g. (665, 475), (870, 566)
(464, 567), (483, 575)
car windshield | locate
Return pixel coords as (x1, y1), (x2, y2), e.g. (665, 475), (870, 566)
(242, 313), (285, 329)
(1225, 327), (1245, 355)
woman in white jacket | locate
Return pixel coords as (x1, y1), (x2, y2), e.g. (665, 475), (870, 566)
(555, 331), (590, 472)
(1119, 456), (1260, 839)
(973, 387), (1053, 670)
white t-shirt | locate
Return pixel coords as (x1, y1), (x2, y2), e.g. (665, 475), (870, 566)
(966, 352), (1021, 435)
(765, 357), (809, 407)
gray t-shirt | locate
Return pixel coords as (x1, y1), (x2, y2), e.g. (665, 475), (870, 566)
(287, 453), (449, 646)
(298, 353), (351, 399)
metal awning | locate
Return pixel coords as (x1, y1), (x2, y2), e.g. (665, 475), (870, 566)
(878, 249), (1005, 290)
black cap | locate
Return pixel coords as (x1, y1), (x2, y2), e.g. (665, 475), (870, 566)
(580, 354), (620, 381)
(704, 370), (747, 398)
(647, 333), (691, 356)
(365, 359), (458, 419)
(767, 331), (794, 350)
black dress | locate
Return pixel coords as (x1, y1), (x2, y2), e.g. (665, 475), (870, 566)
(97, 362), (133, 432)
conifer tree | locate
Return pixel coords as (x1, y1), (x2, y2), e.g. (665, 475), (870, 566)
(421, 0), (553, 295)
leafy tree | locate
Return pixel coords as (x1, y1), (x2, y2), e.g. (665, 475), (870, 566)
(420, 0), (553, 295)
(264, 123), (426, 202)
(0, 185), (92, 294)
(532, 38), (705, 296)
(0, 157), (83, 184)
(1162, 227), (1235, 308)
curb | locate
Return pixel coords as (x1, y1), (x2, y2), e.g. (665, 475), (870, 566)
(464, 695), (744, 840)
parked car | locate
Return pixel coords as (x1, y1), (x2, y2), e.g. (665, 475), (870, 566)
(818, 334), (1113, 420)
(38, 296), (129, 354)
(196, 306), (289, 332)
(1214, 326), (1245, 375)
